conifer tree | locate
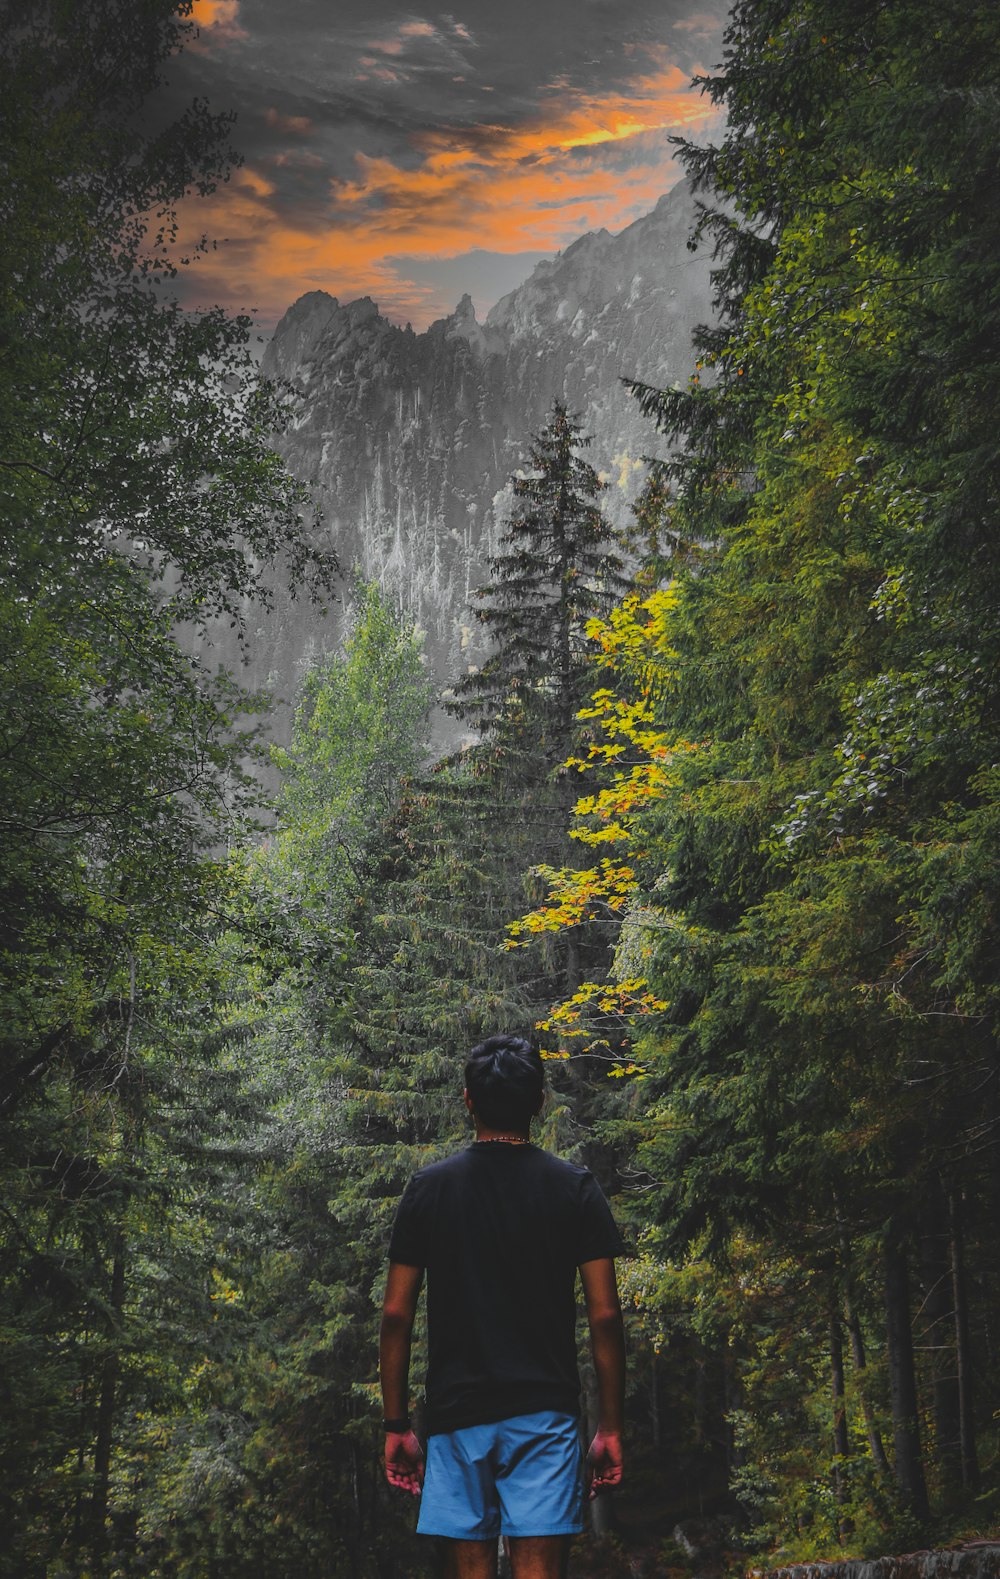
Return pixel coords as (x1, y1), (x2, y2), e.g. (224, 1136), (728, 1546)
(450, 401), (627, 784)
(446, 403), (630, 1025)
(0, 5), (330, 1571)
(502, 0), (1000, 1549)
(597, 0), (1000, 1540)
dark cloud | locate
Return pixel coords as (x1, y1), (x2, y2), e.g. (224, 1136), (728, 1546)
(172, 0), (723, 174)
(159, 0), (726, 327)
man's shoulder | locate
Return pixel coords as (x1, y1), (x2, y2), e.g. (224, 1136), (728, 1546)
(407, 1147), (474, 1185)
(537, 1147), (591, 1175)
(524, 1147), (593, 1183)
(408, 1145), (592, 1185)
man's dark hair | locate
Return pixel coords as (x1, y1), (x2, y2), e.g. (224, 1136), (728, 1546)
(465, 1035), (544, 1131)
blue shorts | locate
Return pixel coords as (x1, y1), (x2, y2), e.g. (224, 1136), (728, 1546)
(416, 1410), (584, 1540)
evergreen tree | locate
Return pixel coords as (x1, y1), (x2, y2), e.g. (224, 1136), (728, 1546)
(140, 589), (459, 1578)
(450, 401), (628, 783)
(512, 0), (1000, 1549)
(605, 0), (1000, 1542)
(446, 402), (629, 1038)
(0, 4), (331, 1571)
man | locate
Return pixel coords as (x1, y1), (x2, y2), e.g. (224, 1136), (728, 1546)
(380, 1034), (626, 1579)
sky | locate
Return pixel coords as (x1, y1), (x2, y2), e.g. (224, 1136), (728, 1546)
(167, 0), (727, 332)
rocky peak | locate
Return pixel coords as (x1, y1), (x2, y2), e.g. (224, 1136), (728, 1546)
(562, 226), (613, 262)
(485, 179), (705, 343)
(264, 289), (340, 378)
(449, 291), (476, 326)
(441, 292), (506, 356)
(342, 295), (381, 329)
(235, 181), (716, 749)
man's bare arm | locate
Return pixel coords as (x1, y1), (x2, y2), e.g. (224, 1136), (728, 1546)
(379, 1261), (425, 1495)
(579, 1256), (625, 1495)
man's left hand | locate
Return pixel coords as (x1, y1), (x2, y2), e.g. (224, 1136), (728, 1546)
(384, 1428), (425, 1495)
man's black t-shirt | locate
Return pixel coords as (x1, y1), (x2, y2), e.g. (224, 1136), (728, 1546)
(388, 1142), (625, 1436)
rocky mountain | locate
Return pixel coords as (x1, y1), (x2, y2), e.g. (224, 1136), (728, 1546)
(220, 178), (715, 737)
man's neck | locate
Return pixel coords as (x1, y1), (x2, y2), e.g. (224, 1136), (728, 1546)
(473, 1125), (530, 1144)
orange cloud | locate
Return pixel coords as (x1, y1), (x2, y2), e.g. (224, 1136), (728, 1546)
(331, 61), (716, 243)
(189, 0), (247, 46)
(265, 107), (313, 135)
(236, 166), (276, 199)
(673, 11), (723, 33)
(175, 58), (722, 328)
(357, 19), (474, 81)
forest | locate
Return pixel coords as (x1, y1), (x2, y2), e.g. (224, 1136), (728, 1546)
(2, 0), (999, 1575)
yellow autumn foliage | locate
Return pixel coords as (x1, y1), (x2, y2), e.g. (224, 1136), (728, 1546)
(509, 586), (695, 1055)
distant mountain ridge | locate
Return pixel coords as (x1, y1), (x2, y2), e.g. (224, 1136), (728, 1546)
(217, 180), (715, 735)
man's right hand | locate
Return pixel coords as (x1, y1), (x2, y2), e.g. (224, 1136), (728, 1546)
(384, 1428), (425, 1496)
(586, 1429), (623, 1499)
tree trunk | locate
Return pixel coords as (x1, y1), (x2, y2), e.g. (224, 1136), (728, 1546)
(831, 1312), (849, 1461)
(723, 1346), (742, 1491)
(918, 1195), (962, 1494)
(883, 1234), (929, 1521)
(70, 1363), (91, 1578)
(843, 1287), (891, 1477)
(564, 930), (581, 995)
(650, 1350), (662, 1451)
(91, 1233), (127, 1575)
(830, 1309), (851, 1540)
(949, 1191), (979, 1490)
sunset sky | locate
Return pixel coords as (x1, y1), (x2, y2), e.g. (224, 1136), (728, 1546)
(168, 0), (727, 332)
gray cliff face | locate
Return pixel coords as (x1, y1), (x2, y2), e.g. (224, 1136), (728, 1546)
(228, 180), (715, 734)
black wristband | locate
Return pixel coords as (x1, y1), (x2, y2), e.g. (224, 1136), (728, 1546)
(382, 1416), (411, 1433)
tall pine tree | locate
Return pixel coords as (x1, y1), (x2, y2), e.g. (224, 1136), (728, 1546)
(450, 401), (628, 785)
(602, 0), (1000, 1540)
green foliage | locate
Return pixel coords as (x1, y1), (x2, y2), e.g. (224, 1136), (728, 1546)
(0, 2), (332, 1573)
(127, 588), (448, 1576)
(8, 0), (1000, 1570)
(134, 465), (637, 1570)
(450, 400), (628, 777)
(597, 0), (1000, 1552)
(0, 0), (329, 1114)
